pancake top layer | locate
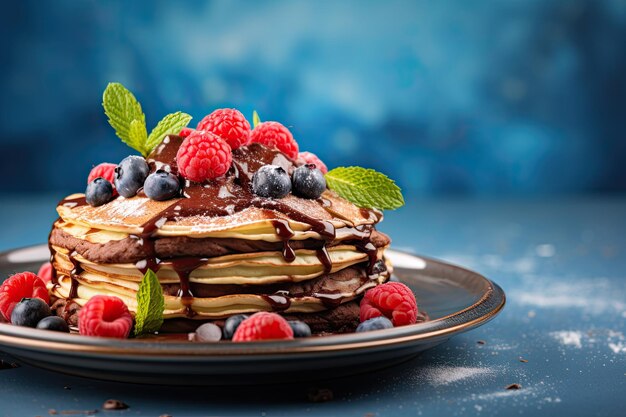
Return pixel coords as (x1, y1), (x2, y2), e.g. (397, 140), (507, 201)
(57, 137), (383, 238)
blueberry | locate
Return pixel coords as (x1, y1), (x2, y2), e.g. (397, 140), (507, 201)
(356, 317), (393, 333)
(36, 316), (70, 333)
(291, 164), (326, 199)
(144, 170), (180, 201)
(195, 323), (222, 342)
(85, 177), (113, 207)
(222, 314), (249, 340)
(252, 165), (291, 199)
(115, 155), (150, 198)
(288, 320), (312, 338)
(10, 298), (51, 327)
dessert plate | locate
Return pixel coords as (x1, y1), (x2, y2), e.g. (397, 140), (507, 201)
(0, 245), (505, 385)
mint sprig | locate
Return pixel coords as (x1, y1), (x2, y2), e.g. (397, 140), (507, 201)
(102, 83), (192, 157)
(325, 167), (405, 210)
(134, 269), (164, 336)
(252, 110), (261, 128)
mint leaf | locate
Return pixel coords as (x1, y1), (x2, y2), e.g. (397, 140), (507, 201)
(129, 119), (148, 155)
(134, 269), (164, 336)
(145, 111), (192, 154)
(325, 167), (405, 210)
(102, 83), (147, 154)
(253, 110), (261, 128)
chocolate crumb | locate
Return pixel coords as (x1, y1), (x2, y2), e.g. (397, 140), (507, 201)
(505, 383), (522, 390)
(159, 415), (173, 417)
(519, 358), (529, 363)
(364, 413), (375, 417)
(477, 340), (486, 345)
(307, 388), (334, 402)
(102, 399), (129, 410)
(48, 411), (58, 416)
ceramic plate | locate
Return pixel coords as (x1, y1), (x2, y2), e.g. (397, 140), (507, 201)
(0, 245), (505, 385)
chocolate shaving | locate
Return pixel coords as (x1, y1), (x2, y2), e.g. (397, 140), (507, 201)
(307, 388), (334, 403)
(505, 383), (522, 390)
(519, 358), (529, 363)
(477, 340), (486, 345)
(102, 399), (129, 410)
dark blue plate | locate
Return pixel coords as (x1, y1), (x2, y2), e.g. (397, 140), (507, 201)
(0, 245), (505, 385)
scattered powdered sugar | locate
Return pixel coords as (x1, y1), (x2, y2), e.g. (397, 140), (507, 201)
(550, 331), (583, 348)
(420, 366), (495, 386)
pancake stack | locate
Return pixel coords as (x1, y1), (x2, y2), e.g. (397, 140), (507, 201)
(48, 136), (392, 333)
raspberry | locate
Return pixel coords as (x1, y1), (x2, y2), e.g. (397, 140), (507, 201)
(197, 108), (251, 150)
(360, 282), (418, 326)
(37, 262), (53, 284)
(176, 131), (233, 182)
(297, 152), (328, 174)
(78, 295), (133, 338)
(88, 163), (117, 185)
(0, 272), (49, 322)
(250, 121), (299, 160)
(179, 127), (195, 138)
(232, 312), (294, 342)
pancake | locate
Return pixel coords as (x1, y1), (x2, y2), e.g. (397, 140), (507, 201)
(48, 137), (393, 333)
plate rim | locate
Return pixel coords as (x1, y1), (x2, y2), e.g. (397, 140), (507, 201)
(0, 245), (505, 357)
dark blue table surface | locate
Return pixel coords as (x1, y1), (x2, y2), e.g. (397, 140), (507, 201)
(1, 194), (625, 417)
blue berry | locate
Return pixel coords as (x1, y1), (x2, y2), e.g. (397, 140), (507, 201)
(356, 317), (393, 333)
(144, 170), (180, 201)
(11, 298), (51, 327)
(85, 177), (113, 207)
(36, 316), (70, 333)
(115, 155), (149, 198)
(222, 314), (249, 340)
(288, 320), (312, 338)
(252, 165), (291, 199)
(291, 164), (326, 199)
(195, 323), (222, 342)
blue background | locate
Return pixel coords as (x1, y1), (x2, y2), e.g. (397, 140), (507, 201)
(1, 0), (625, 196)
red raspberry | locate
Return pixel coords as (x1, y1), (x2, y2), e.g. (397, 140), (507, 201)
(0, 272), (49, 322)
(250, 121), (299, 160)
(297, 152), (328, 174)
(179, 127), (195, 138)
(37, 262), (53, 284)
(197, 108), (251, 150)
(360, 282), (418, 326)
(88, 163), (116, 185)
(176, 131), (233, 182)
(78, 295), (133, 338)
(232, 312), (294, 342)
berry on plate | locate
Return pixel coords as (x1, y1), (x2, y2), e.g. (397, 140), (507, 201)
(143, 170), (181, 201)
(232, 312), (294, 342)
(114, 155), (150, 198)
(297, 152), (328, 174)
(222, 314), (248, 340)
(195, 322), (222, 342)
(37, 262), (53, 284)
(85, 177), (114, 207)
(11, 298), (52, 327)
(36, 316), (70, 333)
(197, 108), (251, 150)
(88, 163), (117, 188)
(356, 316), (393, 332)
(176, 131), (232, 182)
(360, 282), (418, 326)
(0, 272), (49, 322)
(252, 165), (292, 199)
(250, 121), (299, 160)
(288, 320), (312, 338)
(291, 164), (326, 199)
(78, 295), (133, 338)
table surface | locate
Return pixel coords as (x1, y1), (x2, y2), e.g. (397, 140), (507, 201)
(0, 194), (625, 417)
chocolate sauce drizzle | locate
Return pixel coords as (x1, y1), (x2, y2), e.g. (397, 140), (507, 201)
(53, 136), (386, 315)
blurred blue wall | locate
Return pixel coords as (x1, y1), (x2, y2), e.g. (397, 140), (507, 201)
(1, 0), (625, 196)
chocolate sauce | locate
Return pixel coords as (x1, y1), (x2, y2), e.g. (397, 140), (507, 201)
(68, 251), (82, 299)
(316, 246), (333, 274)
(312, 290), (344, 309)
(272, 219), (296, 262)
(261, 290), (292, 311)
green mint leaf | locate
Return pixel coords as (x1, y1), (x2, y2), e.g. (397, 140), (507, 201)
(325, 166), (405, 210)
(252, 110), (261, 128)
(102, 83), (147, 154)
(134, 269), (164, 336)
(129, 119), (148, 155)
(145, 111), (192, 154)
